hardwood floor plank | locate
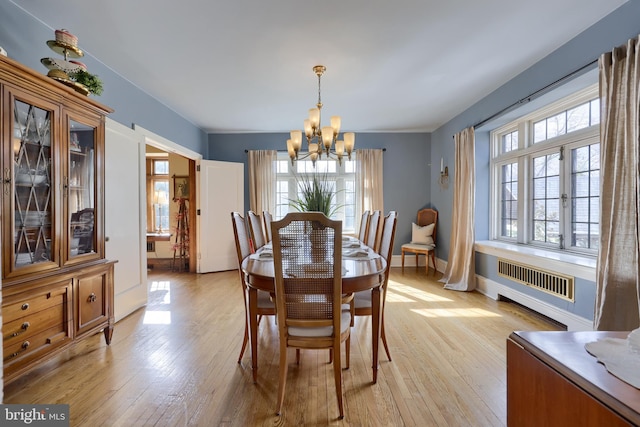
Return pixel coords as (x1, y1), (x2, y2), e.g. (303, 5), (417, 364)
(3, 268), (561, 425)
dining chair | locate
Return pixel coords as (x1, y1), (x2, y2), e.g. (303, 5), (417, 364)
(365, 210), (381, 252)
(270, 212), (351, 419)
(358, 210), (370, 242)
(401, 208), (438, 274)
(247, 210), (266, 251)
(352, 210), (397, 361)
(230, 212), (276, 364)
(262, 210), (273, 242)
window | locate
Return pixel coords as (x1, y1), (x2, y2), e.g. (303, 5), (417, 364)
(147, 158), (170, 232)
(491, 85), (600, 254)
(276, 154), (357, 234)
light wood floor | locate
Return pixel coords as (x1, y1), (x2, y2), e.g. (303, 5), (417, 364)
(3, 267), (561, 426)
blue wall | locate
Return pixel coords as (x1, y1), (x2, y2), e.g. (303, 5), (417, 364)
(0, 2), (208, 156)
(209, 132), (430, 254)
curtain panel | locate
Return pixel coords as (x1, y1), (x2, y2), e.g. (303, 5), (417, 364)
(440, 127), (476, 292)
(594, 36), (640, 331)
(248, 150), (276, 215)
(356, 149), (384, 221)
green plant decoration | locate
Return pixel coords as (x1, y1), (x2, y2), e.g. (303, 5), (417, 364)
(289, 171), (340, 218)
(70, 69), (104, 96)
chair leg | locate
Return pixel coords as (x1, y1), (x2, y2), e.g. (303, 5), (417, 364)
(333, 343), (345, 419)
(328, 348), (333, 364)
(401, 250), (405, 270)
(430, 251), (437, 275)
(276, 342), (289, 416)
(345, 336), (350, 369)
(237, 320), (249, 363)
(381, 320), (392, 361)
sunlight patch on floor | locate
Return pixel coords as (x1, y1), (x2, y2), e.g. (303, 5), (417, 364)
(411, 307), (502, 318)
(388, 280), (453, 302)
(145, 280), (172, 324)
(143, 310), (172, 324)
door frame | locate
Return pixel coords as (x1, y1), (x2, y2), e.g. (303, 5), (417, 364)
(133, 125), (202, 273)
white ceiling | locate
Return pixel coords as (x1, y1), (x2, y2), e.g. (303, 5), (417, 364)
(13, 0), (626, 133)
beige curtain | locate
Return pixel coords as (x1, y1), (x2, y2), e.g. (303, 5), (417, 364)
(440, 127), (476, 291)
(248, 150), (276, 214)
(356, 149), (384, 221)
(594, 36), (640, 331)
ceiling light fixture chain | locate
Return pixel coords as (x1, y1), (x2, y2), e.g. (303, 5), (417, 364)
(286, 65), (355, 166)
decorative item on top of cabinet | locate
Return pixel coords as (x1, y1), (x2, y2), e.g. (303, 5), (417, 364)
(0, 53), (116, 385)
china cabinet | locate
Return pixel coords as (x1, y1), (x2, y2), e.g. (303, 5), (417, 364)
(0, 54), (115, 384)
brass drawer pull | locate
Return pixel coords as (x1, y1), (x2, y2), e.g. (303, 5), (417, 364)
(88, 293), (97, 303)
(8, 340), (30, 359)
(10, 322), (30, 337)
(21, 303), (29, 311)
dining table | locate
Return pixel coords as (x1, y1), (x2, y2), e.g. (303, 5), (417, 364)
(241, 237), (387, 384)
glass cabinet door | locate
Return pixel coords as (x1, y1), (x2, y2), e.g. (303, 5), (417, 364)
(12, 99), (54, 269)
(67, 119), (97, 259)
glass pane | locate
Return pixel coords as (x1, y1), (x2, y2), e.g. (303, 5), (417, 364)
(566, 103), (590, 132)
(546, 221), (560, 244)
(533, 120), (546, 143)
(69, 120), (96, 257)
(546, 176), (559, 198)
(590, 99), (600, 125)
(533, 157), (546, 178)
(13, 100), (53, 267)
(153, 160), (169, 175)
(533, 200), (546, 220)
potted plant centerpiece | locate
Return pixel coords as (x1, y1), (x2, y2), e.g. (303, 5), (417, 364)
(289, 171), (340, 262)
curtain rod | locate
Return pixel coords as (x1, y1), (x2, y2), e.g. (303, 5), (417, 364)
(470, 58), (599, 131)
(244, 148), (386, 153)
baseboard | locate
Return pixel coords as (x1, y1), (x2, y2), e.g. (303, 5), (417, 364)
(475, 275), (593, 331)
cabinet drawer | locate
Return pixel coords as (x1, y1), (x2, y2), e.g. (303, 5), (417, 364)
(3, 302), (66, 346)
(76, 271), (108, 335)
(3, 323), (70, 365)
(3, 285), (70, 321)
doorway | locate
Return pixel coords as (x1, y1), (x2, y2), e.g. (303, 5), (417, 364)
(145, 146), (197, 272)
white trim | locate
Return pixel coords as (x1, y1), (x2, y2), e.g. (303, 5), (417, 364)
(133, 124), (203, 161)
(475, 240), (596, 281)
(475, 275), (593, 331)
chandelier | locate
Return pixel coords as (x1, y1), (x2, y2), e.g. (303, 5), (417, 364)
(286, 65), (355, 165)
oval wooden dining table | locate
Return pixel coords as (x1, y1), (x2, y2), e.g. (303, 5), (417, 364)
(241, 245), (387, 384)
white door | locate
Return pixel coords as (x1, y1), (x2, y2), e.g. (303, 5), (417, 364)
(197, 159), (243, 273)
(105, 119), (147, 320)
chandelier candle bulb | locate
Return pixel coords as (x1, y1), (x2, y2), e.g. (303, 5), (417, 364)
(344, 132), (355, 153)
(309, 108), (320, 128)
(322, 126), (334, 149)
(290, 130), (302, 150)
(304, 119), (312, 137)
(287, 139), (295, 158)
(331, 116), (341, 134)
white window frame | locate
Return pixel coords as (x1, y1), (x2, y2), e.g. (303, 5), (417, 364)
(490, 84), (600, 256)
(275, 153), (357, 234)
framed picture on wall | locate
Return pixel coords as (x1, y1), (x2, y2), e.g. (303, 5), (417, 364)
(172, 175), (189, 200)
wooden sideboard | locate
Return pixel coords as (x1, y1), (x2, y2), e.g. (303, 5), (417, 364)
(507, 330), (640, 426)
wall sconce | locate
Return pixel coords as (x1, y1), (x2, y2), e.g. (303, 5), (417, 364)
(439, 157), (449, 189)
